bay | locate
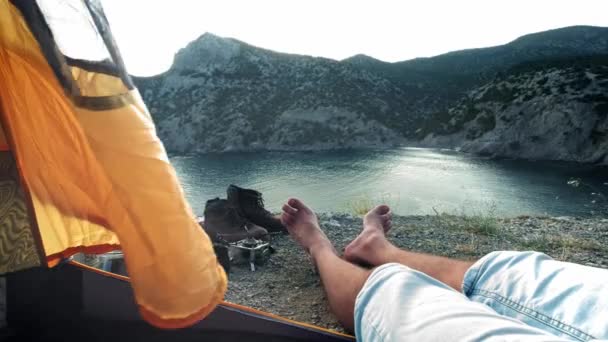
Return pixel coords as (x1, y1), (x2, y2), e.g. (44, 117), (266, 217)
(170, 148), (607, 217)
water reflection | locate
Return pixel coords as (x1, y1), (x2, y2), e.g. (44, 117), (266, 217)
(170, 148), (607, 217)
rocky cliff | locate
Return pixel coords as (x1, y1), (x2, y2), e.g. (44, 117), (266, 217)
(421, 55), (608, 164)
(134, 26), (608, 163)
(135, 34), (415, 153)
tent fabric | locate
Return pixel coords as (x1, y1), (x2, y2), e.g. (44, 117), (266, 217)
(0, 151), (42, 274)
(7, 262), (355, 341)
(0, 1), (227, 328)
(0, 124), (9, 151)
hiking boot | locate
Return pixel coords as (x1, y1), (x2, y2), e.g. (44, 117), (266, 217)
(227, 184), (286, 233)
(202, 198), (246, 241)
(202, 197), (269, 242)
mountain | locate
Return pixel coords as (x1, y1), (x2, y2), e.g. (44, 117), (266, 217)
(134, 26), (608, 163)
(347, 26), (608, 81)
(399, 26), (608, 75)
(420, 55), (608, 164)
(135, 34), (418, 153)
(341, 54), (386, 68)
(345, 26), (608, 102)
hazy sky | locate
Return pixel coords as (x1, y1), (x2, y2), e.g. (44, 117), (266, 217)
(101, 0), (607, 76)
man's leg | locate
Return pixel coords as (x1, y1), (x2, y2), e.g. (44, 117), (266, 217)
(460, 251), (608, 341)
(344, 205), (475, 292)
(345, 205), (608, 341)
(281, 198), (371, 332)
(282, 199), (566, 341)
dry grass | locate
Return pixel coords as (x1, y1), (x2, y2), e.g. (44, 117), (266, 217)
(518, 234), (606, 258)
(454, 234), (479, 255)
(344, 193), (400, 216)
(432, 204), (499, 237)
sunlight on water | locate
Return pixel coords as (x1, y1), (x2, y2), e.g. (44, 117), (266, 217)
(170, 148), (607, 217)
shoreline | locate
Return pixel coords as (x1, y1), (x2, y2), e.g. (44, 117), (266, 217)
(167, 146), (608, 167)
(225, 213), (608, 332)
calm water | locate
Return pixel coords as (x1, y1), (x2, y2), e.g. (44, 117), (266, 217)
(170, 148), (607, 217)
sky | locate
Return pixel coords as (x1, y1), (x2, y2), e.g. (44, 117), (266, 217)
(100, 0), (608, 76)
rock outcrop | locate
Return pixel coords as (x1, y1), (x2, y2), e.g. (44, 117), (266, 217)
(134, 26), (608, 164)
(421, 56), (608, 164)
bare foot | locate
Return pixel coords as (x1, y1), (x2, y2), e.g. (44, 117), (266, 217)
(343, 205), (393, 266)
(363, 204), (392, 233)
(281, 198), (335, 257)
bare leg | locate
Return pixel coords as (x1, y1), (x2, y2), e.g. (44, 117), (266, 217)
(344, 205), (475, 292)
(281, 198), (370, 332)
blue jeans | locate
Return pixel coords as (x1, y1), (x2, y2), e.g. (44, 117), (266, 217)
(354, 251), (608, 341)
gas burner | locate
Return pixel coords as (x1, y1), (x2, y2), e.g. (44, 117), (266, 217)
(229, 238), (272, 272)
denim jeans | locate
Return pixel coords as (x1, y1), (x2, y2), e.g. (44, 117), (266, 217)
(355, 251), (608, 341)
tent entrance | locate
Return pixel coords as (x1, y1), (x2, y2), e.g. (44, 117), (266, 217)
(6, 262), (354, 341)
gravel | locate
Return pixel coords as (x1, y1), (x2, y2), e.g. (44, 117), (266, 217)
(224, 213), (608, 333)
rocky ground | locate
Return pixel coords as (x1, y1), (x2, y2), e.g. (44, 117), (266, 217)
(224, 213), (608, 333)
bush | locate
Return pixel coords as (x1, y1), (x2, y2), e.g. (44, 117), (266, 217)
(569, 75), (592, 91)
(477, 114), (496, 132)
(594, 103), (608, 117)
(508, 141), (521, 150)
(583, 93), (608, 103)
(480, 85), (516, 103)
(523, 92), (535, 101)
(591, 129), (607, 145)
(536, 77), (548, 86)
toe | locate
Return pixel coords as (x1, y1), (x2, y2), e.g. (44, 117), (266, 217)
(365, 204), (390, 218)
(375, 205), (390, 215)
(384, 209), (392, 219)
(282, 203), (298, 215)
(383, 219), (392, 233)
(288, 198), (312, 213)
(281, 212), (295, 226)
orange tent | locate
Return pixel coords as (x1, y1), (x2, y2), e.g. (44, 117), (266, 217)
(0, 0), (225, 328)
(0, 1), (352, 340)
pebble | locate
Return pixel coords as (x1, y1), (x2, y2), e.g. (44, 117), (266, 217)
(327, 219), (341, 227)
(554, 216), (574, 221)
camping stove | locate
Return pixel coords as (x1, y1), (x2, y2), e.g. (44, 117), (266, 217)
(229, 237), (271, 271)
